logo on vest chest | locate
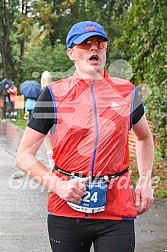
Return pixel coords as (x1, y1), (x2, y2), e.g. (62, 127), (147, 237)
(110, 101), (120, 110)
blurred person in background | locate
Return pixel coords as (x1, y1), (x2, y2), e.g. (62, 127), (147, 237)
(1, 82), (10, 122)
(41, 71), (55, 170)
(8, 81), (18, 121)
(25, 97), (36, 122)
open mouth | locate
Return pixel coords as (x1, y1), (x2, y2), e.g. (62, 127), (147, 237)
(89, 55), (99, 61)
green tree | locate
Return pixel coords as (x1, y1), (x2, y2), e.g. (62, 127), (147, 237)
(0, 0), (18, 78)
(22, 0), (131, 47)
(20, 41), (73, 83)
(114, 0), (167, 158)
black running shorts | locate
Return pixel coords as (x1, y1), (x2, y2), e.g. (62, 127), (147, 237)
(48, 215), (135, 252)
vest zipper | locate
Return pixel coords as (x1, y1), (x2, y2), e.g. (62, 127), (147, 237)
(90, 81), (99, 178)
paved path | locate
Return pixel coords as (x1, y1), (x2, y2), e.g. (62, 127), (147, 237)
(0, 120), (167, 252)
(0, 120), (51, 251)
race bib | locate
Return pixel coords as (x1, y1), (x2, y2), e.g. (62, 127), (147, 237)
(67, 176), (108, 213)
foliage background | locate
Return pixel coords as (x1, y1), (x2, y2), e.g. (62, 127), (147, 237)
(0, 0), (166, 161)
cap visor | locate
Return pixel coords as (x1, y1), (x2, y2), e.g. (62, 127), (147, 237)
(73, 32), (108, 45)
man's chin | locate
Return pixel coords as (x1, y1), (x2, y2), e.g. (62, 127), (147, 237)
(76, 60), (103, 77)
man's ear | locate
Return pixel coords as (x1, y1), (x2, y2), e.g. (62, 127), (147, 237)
(105, 43), (108, 52)
(67, 48), (75, 61)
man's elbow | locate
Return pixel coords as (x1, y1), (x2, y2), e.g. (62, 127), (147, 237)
(136, 133), (155, 152)
(15, 151), (27, 173)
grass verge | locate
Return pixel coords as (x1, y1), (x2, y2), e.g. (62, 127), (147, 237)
(130, 156), (167, 198)
(9, 118), (27, 129)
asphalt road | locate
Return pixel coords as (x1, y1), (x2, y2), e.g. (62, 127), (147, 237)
(0, 120), (167, 252)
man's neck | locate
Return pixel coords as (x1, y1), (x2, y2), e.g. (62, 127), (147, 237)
(76, 69), (104, 80)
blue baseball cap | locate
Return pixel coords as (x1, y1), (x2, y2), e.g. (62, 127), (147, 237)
(66, 21), (109, 48)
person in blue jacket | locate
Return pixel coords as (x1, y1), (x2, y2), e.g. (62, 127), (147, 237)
(25, 98), (36, 122)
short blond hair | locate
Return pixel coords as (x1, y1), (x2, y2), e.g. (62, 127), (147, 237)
(41, 71), (52, 88)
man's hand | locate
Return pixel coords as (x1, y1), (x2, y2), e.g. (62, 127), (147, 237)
(135, 184), (154, 215)
(55, 176), (91, 204)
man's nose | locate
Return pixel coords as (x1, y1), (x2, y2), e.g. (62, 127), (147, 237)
(90, 43), (98, 50)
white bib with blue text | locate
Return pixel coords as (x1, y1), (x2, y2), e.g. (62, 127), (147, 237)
(67, 177), (108, 213)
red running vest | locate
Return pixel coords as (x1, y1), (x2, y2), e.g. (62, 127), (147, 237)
(48, 70), (137, 220)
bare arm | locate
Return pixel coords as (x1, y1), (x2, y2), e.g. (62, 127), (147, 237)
(132, 114), (154, 215)
(16, 126), (90, 203)
(16, 126), (57, 189)
(44, 135), (53, 151)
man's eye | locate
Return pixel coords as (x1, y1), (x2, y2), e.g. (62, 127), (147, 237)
(85, 41), (91, 45)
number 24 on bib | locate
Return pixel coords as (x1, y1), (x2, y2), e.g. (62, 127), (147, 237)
(67, 178), (108, 213)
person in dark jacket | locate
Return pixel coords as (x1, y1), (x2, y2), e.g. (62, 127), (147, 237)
(1, 83), (10, 122)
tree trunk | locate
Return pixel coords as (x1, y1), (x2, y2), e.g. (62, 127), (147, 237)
(0, 33), (15, 79)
